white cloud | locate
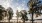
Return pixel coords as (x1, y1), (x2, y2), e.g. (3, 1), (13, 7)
(0, 0), (13, 9)
(17, 6), (23, 12)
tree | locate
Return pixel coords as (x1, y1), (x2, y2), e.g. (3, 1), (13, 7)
(28, 0), (42, 17)
(6, 7), (13, 23)
(16, 10), (21, 23)
(27, 0), (42, 23)
(0, 5), (6, 20)
(20, 10), (28, 23)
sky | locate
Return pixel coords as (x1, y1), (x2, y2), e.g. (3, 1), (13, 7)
(0, 0), (29, 19)
(0, 0), (42, 19)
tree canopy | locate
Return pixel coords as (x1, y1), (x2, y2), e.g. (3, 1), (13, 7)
(28, 0), (42, 17)
(0, 5), (6, 20)
(6, 7), (13, 20)
(20, 10), (28, 21)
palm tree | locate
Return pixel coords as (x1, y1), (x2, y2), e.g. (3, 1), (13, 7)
(6, 7), (13, 23)
(16, 10), (22, 23)
(20, 10), (28, 23)
(16, 10), (19, 23)
(0, 5), (6, 20)
(27, 0), (41, 23)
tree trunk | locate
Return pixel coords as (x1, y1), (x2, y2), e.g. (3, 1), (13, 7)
(17, 17), (18, 23)
(8, 17), (10, 23)
(23, 20), (25, 23)
(9, 20), (10, 23)
(32, 12), (34, 23)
